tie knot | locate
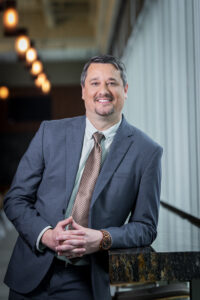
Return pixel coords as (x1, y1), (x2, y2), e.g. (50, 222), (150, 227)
(93, 132), (104, 145)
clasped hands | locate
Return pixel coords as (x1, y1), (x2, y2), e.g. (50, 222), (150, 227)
(41, 216), (103, 259)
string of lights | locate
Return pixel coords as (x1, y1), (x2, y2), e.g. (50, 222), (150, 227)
(0, 0), (51, 101)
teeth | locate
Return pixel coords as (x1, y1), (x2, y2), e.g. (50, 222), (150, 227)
(98, 99), (110, 103)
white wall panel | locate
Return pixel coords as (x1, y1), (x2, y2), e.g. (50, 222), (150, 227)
(193, 0), (200, 216)
(122, 0), (200, 217)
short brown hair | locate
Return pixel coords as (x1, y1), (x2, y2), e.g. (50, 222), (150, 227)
(80, 55), (127, 87)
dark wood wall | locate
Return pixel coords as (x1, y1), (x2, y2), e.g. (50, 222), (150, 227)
(0, 85), (85, 190)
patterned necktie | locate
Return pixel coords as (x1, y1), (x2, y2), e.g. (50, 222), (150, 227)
(71, 132), (104, 227)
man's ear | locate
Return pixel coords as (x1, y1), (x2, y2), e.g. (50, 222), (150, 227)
(124, 83), (128, 99)
(81, 85), (85, 100)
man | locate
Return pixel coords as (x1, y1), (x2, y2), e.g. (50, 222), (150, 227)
(4, 55), (163, 300)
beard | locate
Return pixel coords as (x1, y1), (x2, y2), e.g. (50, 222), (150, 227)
(94, 93), (114, 116)
(95, 106), (114, 116)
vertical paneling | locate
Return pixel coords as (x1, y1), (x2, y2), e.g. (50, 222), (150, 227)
(122, 0), (200, 218)
(193, 0), (200, 216)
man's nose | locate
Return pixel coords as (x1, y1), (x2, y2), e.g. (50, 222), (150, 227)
(98, 83), (110, 94)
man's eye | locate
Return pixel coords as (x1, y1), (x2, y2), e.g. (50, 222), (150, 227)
(91, 82), (99, 86)
(108, 82), (117, 86)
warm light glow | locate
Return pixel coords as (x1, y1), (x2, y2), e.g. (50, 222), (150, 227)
(35, 73), (46, 87)
(42, 80), (51, 93)
(3, 8), (18, 30)
(26, 47), (37, 64)
(0, 86), (9, 100)
(15, 35), (30, 55)
(30, 60), (43, 76)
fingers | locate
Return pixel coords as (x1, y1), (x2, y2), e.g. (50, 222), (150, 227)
(56, 230), (85, 243)
(54, 219), (88, 258)
(57, 217), (73, 229)
(71, 219), (82, 230)
(56, 238), (86, 251)
(57, 247), (86, 258)
(65, 254), (84, 259)
(57, 244), (86, 257)
(56, 236), (86, 257)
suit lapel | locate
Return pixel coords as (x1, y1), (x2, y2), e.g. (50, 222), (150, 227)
(90, 117), (135, 208)
(65, 116), (86, 204)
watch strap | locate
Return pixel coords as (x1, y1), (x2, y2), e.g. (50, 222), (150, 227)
(99, 229), (112, 251)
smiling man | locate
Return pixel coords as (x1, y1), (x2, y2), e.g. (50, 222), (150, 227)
(4, 55), (163, 300)
(81, 62), (128, 126)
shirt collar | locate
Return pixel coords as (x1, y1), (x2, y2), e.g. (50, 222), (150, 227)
(85, 117), (122, 140)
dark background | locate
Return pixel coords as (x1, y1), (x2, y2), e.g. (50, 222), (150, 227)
(0, 85), (85, 190)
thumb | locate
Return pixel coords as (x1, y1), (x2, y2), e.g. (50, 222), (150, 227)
(58, 216), (73, 229)
(71, 219), (83, 230)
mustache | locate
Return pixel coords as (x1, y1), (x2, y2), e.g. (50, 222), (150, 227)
(94, 93), (113, 101)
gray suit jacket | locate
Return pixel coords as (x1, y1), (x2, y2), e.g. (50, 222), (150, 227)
(4, 115), (163, 300)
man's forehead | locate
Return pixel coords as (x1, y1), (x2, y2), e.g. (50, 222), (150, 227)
(86, 63), (121, 78)
(88, 63), (118, 70)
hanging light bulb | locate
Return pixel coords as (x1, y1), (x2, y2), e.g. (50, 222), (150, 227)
(0, 86), (9, 100)
(3, 1), (19, 36)
(26, 47), (37, 65)
(3, 7), (18, 32)
(15, 34), (30, 56)
(30, 60), (43, 76)
(42, 79), (51, 94)
(35, 73), (46, 87)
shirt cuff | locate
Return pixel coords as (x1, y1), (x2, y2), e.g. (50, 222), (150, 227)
(36, 226), (52, 252)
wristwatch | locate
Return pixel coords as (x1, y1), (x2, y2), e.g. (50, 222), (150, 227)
(99, 230), (112, 250)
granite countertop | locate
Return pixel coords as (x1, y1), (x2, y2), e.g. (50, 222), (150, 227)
(109, 206), (200, 284)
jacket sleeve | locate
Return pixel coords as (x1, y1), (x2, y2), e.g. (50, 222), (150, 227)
(3, 121), (51, 252)
(106, 146), (163, 248)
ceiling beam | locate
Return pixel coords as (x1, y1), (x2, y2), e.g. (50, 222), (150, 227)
(95, 0), (121, 53)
